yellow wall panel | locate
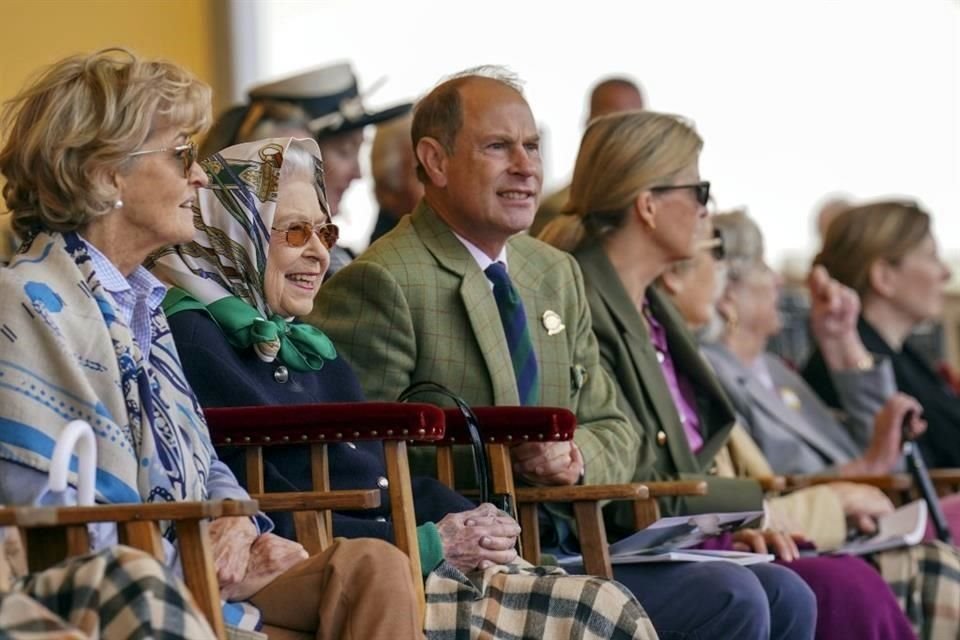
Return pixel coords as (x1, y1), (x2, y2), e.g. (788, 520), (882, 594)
(0, 0), (226, 108)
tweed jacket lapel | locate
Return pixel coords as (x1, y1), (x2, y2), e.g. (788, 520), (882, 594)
(646, 288), (736, 469)
(506, 236), (568, 407)
(412, 203), (519, 404)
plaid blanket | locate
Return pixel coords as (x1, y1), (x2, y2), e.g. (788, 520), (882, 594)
(872, 541), (960, 640)
(424, 560), (657, 640)
(1, 546), (216, 640)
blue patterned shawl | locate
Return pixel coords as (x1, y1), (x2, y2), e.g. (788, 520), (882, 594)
(0, 231), (213, 537)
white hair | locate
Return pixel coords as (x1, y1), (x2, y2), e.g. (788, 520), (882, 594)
(279, 141), (328, 214)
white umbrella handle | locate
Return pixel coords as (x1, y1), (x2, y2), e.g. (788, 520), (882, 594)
(47, 420), (97, 506)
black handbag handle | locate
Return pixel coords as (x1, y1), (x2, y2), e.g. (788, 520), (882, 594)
(397, 381), (512, 515)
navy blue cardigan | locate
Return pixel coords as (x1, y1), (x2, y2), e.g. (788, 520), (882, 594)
(168, 309), (473, 542)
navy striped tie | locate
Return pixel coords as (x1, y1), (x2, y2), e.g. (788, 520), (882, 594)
(485, 261), (540, 405)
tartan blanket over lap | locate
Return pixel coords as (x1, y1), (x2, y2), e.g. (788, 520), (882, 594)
(871, 540), (960, 640)
(0, 593), (87, 640)
(1, 546), (216, 640)
(424, 560), (658, 640)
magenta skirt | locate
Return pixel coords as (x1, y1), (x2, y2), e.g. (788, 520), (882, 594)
(779, 555), (915, 640)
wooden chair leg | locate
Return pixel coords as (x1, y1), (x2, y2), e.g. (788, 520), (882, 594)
(384, 440), (425, 625)
(65, 524), (90, 557)
(245, 446), (265, 495)
(485, 444), (518, 512)
(118, 521), (164, 561)
(572, 501), (613, 579)
(632, 498), (660, 532)
(293, 510), (329, 555)
(309, 444), (333, 544)
(436, 447), (456, 489)
(518, 502), (541, 565)
(176, 519), (227, 640)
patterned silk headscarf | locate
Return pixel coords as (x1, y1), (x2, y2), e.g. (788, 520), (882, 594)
(150, 137), (336, 370)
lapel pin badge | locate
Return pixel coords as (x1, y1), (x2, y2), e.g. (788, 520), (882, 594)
(542, 310), (565, 336)
(779, 387), (802, 412)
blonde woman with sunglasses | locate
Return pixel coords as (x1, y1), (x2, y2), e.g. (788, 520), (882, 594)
(539, 109), (921, 640)
(0, 51), (422, 640)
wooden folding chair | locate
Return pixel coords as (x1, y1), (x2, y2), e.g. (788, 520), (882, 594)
(930, 469), (960, 496)
(0, 499), (258, 640)
(434, 406), (707, 579)
(203, 402), (446, 623)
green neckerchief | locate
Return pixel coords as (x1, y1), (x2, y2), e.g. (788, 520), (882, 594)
(163, 287), (336, 372)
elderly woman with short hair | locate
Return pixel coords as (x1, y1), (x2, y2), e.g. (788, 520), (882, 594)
(703, 210), (921, 479)
(0, 48), (421, 640)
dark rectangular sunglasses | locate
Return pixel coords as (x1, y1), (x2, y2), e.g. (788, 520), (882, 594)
(649, 180), (711, 206)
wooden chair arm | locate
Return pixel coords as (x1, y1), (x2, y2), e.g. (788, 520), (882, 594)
(0, 500), (258, 527)
(251, 490), (380, 513)
(437, 406), (576, 444)
(204, 402), (445, 445)
(515, 483), (649, 503)
(788, 473), (913, 491)
(930, 468), (960, 485)
(641, 480), (708, 497)
(0, 500), (252, 639)
(515, 483), (648, 580)
(755, 476), (788, 492)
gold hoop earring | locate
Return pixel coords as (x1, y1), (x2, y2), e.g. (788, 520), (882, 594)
(724, 308), (738, 333)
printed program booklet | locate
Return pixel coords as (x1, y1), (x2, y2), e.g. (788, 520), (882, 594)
(557, 510), (772, 566)
(829, 499), (927, 556)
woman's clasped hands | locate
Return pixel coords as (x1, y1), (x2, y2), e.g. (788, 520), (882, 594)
(436, 503), (522, 572)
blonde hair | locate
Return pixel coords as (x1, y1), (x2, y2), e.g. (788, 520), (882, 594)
(538, 110), (702, 252)
(814, 200), (931, 297)
(0, 48), (211, 236)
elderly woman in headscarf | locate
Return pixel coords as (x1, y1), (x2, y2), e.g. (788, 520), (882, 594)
(0, 49), (421, 640)
(150, 135), (658, 640)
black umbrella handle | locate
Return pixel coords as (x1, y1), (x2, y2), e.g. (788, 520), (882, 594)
(902, 410), (952, 544)
(398, 381), (506, 513)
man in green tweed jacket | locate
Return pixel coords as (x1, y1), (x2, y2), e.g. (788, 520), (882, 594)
(309, 71), (643, 492)
(306, 66), (817, 640)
